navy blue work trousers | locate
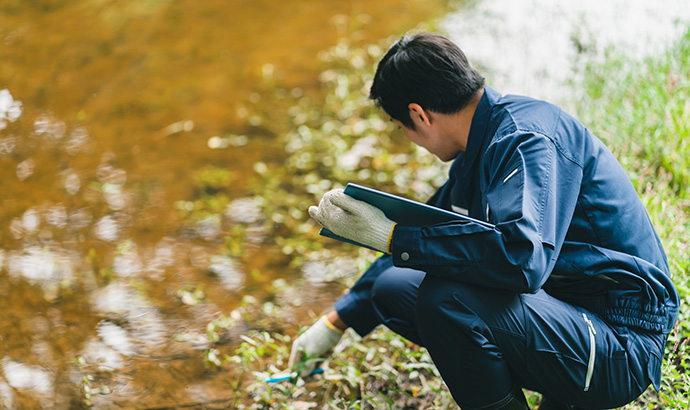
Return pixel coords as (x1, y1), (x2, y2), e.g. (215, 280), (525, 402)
(334, 256), (665, 410)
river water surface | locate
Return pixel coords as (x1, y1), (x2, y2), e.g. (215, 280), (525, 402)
(0, 1), (447, 408)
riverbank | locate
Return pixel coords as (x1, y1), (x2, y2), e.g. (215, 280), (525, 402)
(220, 24), (690, 410)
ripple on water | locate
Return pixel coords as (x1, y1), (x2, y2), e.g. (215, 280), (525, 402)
(90, 281), (169, 354)
(1, 358), (53, 396)
(225, 197), (265, 224)
(94, 215), (120, 242)
(208, 254), (245, 290)
(80, 337), (126, 371)
(302, 256), (358, 283)
(97, 321), (135, 356)
(0, 89), (22, 130)
(7, 246), (76, 286)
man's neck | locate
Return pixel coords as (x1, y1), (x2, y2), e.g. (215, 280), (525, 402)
(452, 88), (484, 152)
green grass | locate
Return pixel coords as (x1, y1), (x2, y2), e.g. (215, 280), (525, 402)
(209, 24), (690, 410)
(574, 26), (690, 410)
(576, 28), (690, 201)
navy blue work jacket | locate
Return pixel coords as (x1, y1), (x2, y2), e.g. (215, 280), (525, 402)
(391, 86), (679, 334)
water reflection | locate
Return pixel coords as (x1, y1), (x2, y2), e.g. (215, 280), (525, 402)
(7, 246), (77, 294)
(2, 359), (52, 396)
(65, 126), (89, 156)
(0, 89), (22, 130)
(90, 281), (169, 354)
(44, 203), (68, 229)
(302, 256), (358, 284)
(442, 0), (690, 107)
(15, 158), (34, 181)
(0, 382), (16, 409)
(97, 322), (135, 356)
(90, 282), (140, 316)
(226, 197), (263, 225)
(0, 136), (16, 155)
(63, 172), (81, 195)
(209, 255), (245, 290)
(33, 113), (66, 142)
(94, 215), (119, 242)
(112, 242), (142, 277)
(80, 336), (126, 371)
(146, 237), (178, 281)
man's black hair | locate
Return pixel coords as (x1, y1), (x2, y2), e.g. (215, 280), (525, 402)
(369, 33), (485, 129)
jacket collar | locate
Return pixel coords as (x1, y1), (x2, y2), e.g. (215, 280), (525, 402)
(450, 86), (501, 177)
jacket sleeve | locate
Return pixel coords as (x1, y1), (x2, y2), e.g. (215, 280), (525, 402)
(390, 131), (583, 293)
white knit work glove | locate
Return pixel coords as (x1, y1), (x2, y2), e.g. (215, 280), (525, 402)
(288, 316), (343, 377)
(309, 189), (396, 254)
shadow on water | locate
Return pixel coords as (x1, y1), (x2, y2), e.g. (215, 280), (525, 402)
(0, 0), (448, 408)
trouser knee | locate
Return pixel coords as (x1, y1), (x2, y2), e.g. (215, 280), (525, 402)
(370, 266), (425, 344)
(414, 275), (520, 409)
(415, 275), (466, 336)
(370, 267), (420, 311)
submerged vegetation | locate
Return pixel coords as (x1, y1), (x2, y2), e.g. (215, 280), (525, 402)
(199, 25), (690, 410)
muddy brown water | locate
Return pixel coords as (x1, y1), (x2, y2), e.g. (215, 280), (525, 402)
(0, 1), (448, 408)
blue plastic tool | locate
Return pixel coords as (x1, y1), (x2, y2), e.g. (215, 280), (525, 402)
(265, 367), (325, 383)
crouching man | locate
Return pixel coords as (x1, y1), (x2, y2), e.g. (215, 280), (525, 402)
(290, 33), (679, 410)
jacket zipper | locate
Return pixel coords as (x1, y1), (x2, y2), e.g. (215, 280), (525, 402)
(583, 313), (597, 391)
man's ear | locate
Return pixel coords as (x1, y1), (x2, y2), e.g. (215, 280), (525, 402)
(408, 103), (432, 127)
